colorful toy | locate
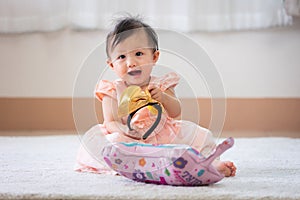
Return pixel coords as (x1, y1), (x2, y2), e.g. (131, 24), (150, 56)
(101, 137), (234, 186)
(118, 85), (164, 140)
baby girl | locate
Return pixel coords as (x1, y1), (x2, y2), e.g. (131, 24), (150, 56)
(75, 16), (236, 177)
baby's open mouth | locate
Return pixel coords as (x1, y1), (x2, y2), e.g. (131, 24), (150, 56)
(128, 70), (142, 76)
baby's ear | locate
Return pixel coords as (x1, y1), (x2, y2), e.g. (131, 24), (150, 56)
(153, 50), (160, 63)
(106, 59), (114, 69)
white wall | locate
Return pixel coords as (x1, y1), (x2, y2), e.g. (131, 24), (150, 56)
(0, 18), (299, 98)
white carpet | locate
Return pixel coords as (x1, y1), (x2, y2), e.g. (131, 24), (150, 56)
(0, 135), (299, 200)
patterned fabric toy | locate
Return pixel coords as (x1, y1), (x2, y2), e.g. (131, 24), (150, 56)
(101, 137), (234, 186)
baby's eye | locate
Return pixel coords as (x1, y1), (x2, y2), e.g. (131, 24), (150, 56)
(118, 55), (126, 59)
(136, 52), (143, 56)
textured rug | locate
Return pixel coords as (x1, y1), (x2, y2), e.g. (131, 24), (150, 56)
(0, 135), (299, 200)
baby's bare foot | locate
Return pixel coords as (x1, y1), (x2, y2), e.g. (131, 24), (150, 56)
(214, 161), (236, 177)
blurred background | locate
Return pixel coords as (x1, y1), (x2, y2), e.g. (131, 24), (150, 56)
(0, 0), (299, 136)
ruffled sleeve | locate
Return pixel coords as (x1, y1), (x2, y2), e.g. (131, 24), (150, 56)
(151, 72), (180, 92)
(94, 80), (117, 101)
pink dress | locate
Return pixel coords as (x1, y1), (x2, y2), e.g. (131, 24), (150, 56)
(75, 72), (216, 174)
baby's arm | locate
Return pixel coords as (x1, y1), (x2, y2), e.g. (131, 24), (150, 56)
(148, 86), (181, 118)
(102, 95), (128, 134)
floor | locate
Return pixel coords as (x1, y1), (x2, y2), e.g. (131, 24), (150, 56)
(0, 133), (299, 199)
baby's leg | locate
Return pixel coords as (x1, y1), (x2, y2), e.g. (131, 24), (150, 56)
(172, 121), (216, 157)
(190, 128), (237, 177)
(189, 126), (237, 177)
(172, 121), (236, 177)
(75, 124), (143, 174)
(75, 124), (115, 174)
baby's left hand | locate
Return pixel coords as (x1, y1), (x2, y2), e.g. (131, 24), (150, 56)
(148, 85), (164, 103)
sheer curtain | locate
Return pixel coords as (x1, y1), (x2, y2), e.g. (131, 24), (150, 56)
(285, 0), (300, 16)
(0, 0), (68, 33)
(0, 0), (293, 33)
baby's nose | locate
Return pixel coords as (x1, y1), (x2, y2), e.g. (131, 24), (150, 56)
(126, 56), (137, 68)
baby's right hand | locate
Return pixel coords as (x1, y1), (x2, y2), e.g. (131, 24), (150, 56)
(148, 84), (164, 103)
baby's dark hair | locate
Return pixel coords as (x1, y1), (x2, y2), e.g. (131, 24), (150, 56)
(106, 16), (158, 58)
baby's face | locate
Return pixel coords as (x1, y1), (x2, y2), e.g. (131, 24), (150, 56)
(107, 30), (159, 87)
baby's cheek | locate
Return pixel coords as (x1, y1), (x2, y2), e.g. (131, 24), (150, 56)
(116, 67), (127, 78)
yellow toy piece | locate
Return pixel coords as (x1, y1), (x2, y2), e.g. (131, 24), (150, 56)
(118, 85), (161, 117)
